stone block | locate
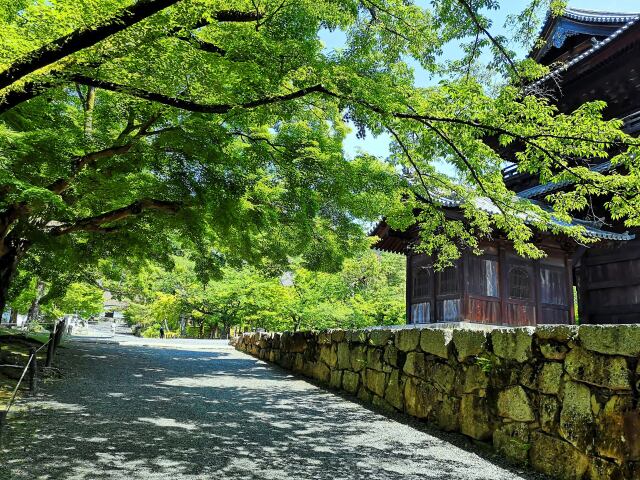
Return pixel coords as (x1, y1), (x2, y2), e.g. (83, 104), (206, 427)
(595, 394), (638, 463)
(289, 332), (308, 353)
(367, 347), (385, 372)
(331, 329), (346, 343)
(372, 394), (395, 413)
(404, 377), (440, 419)
(430, 362), (456, 394)
(539, 394), (559, 434)
(347, 329), (367, 344)
(365, 368), (387, 397)
(420, 328), (451, 359)
(588, 457), (623, 480)
(384, 344), (400, 368)
(384, 369), (404, 410)
(319, 345), (338, 368)
(403, 352), (426, 378)
(452, 329), (487, 362)
(329, 369), (342, 390)
(336, 342), (351, 370)
(369, 330), (393, 346)
(578, 324), (640, 357)
(519, 363), (537, 391)
(395, 329), (420, 352)
(459, 395), (492, 440)
(565, 347), (631, 391)
(497, 386), (535, 422)
(460, 364), (488, 395)
(436, 395), (460, 432)
(350, 345), (367, 372)
(293, 353), (304, 372)
(492, 328), (533, 363)
(318, 331), (332, 345)
(535, 325), (577, 343)
(529, 431), (589, 480)
(357, 385), (372, 403)
(538, 362), (563, 395)
(268, 350), (280, 363)
(342, 371), (360, 394)
(559, 380), (594, 451)
(540, 342), (569, 360)
(493, 422), (530, 465)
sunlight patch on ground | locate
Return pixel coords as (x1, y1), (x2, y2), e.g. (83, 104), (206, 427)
(158, 374), (314, 391)
(136, 417), (200, 431)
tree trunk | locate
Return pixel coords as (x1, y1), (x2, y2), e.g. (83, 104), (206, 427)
(25, 280), (46, 327)
(0, 247), (19, 317)
(179, 314), (187, 336)
(9, 307), (18, 324)
(83, 86), (96, 137)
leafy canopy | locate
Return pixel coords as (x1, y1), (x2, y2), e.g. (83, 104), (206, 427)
(1, 0), (639, 311)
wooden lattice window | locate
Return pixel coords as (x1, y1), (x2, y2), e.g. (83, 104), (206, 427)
(412, 267), (431, 299)
(540, 266), (568, 305)
(509, 266), (532, 300)
(437, 265), (459, 295)
(468, 256), (499, 298)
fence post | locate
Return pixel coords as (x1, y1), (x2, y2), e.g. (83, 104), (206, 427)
(28, 347), (37, 396)
(54, 319), (65, 348)
(0, 410), (6, 436)
(45, 325), (56, 367)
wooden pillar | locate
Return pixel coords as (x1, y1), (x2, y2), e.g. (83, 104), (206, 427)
(28, 347), (37, 396)
(45, 326), (55, 368)
(54, 319), (65, 348)
(533, 260), (542, 326)
(498, 242), (508, 326)
(406, 255), (412, 324)
(565, 254), (575, 325)
(432, 257), (438, 323)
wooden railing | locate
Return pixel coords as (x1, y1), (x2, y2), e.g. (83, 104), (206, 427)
(0, 320), (65, 433)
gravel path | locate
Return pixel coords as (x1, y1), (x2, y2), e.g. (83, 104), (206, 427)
(0, 338), (546, 480)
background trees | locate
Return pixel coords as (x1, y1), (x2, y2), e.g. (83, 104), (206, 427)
(120, 251), (405, 337)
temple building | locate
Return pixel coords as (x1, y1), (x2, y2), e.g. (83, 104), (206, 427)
(373, 7), (640, 326)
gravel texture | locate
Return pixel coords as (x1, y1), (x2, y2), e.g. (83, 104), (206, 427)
(0, 338), (547, 479)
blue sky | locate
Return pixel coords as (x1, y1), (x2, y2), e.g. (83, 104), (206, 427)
(324, 0), (640, 160)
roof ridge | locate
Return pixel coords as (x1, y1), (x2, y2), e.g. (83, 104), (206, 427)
(564, 7), (639, 19)
(528, 14), (640, 90)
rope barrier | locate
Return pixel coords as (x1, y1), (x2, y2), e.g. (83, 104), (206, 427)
(4, 352), (34, 416)
(1, 325), (58, 425)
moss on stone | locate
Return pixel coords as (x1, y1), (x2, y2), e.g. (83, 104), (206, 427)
(578, 325), (640, 357)
(497, 386), (535, 422)
(492, 328), (533, 363)
(452, 329), (487, 362)
(420, 328), (451, 359)
(565, 347), (631, 391)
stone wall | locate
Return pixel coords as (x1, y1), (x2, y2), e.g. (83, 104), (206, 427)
(234, 325), (640, 480)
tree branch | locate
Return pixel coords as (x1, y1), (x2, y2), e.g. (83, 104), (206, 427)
(175, 35), (226, 56)
(70, 74), (334, 113)
(0, 0), (182, 92)
(456, 0), (522, 83)
(49, 198), (181, 236)
(46, 144), (135, 194)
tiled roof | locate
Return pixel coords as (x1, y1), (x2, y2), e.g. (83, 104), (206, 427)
(562, 8), (639, 23)
(528, 14), (640, 91)
(517, 161), (613, 199)
(433, 194), (634, 241)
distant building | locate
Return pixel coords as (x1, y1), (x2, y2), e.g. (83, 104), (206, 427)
(373, 7), (640, 326)
(102, 291), (127, 321)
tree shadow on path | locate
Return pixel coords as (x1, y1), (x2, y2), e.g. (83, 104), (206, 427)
(0, 342), (548, 480)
